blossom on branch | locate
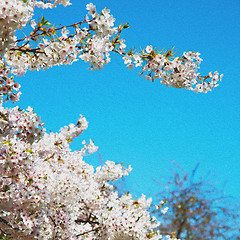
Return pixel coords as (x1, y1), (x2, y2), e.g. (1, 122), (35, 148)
(0, 1), (222, 104)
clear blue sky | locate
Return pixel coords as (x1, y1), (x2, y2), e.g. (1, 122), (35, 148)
(9, 0), (240, 201)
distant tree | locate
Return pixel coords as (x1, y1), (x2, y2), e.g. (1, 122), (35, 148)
(152, 162), (240, 240)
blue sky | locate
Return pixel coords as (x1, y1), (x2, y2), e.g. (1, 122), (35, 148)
(9, 0), (240, 201)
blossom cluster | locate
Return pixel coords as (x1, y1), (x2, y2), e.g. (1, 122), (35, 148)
(123, 45), (223, 93)
(0, 0), (33, 55)
(0, 105), (45, 142)
(0, 106), (163, 239)
(0, 58), (21, 103)
(33, 0), (72, 9)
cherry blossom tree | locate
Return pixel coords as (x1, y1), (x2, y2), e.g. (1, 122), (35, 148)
(152, 162), (240, 240)
(0, 0), (222, 239)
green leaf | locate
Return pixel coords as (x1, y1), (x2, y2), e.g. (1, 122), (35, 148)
(44, 21), (52, 26)
(41, 16), (45, 25)
(66, 137), (72, 143)
(4, 185), (10, 192)
(2, 140), (12, 146)
(122, 23), (130, 29)
(26, 148), (33, 153)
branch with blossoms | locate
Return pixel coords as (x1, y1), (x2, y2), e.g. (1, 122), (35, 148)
(0, 1), (222, 105)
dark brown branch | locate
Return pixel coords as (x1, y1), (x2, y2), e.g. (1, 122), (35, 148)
(9, 47), (44, 54)
(16, 20), (87, 43)
(75, 219), (99, 225)
(75, 213), (99, 225)
(76, 227), (100, 237)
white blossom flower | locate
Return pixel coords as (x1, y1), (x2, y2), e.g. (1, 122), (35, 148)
(145, 45), (153, 53)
